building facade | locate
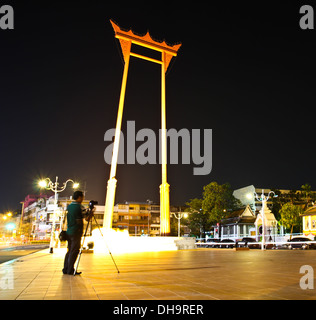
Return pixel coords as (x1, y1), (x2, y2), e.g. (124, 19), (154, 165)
(112, 202), (158, 236)
(21, 195), (104, 239)
(112, 201), (186, 236)
(220, 205), (256, 240)
(21, 196), (186, 238)
(302, 206), (316, 238)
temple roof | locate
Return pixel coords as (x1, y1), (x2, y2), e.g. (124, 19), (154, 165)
(221, 205), (256, 225)
(302, 205), (316, 216)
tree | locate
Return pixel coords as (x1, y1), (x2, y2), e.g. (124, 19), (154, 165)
(184, 182), (242, 239)
(169, 216), (178, 236)
(289, 190), (298, 203)
(202, 182), (241, 238)
(185, 198), (212, 238)
(301, 183), (312, 204)
(202, 182), (241, 223)
(270, 189), (282, 220)
(279, 202), (303, 239)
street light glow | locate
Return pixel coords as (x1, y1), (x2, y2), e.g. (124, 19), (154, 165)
(38, 180), (48, 188)
(73, 182), (80, 189)
(6, 223), (15, 230)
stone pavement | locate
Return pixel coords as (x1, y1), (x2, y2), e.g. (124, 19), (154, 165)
(0, 247), (316, 300)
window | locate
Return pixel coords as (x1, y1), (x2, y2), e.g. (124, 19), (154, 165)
(305, 217), (309, 229)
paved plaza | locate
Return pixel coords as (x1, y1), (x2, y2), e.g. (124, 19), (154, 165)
(0, 247), (316, 300)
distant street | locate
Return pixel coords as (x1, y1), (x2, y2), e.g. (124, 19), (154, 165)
(0, 245), (49, 264)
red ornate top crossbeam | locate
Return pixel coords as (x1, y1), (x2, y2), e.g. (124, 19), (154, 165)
(110, 20), (181, 72)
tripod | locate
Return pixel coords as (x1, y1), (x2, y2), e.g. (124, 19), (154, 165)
(74, 210), (120, 275)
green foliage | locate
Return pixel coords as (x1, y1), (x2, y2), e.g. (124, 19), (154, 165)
(169, 217), (178, 236)
(279, 202), (303, 236)
(184, 182), (242, 237)
(270, 189), (282, 220)
(202, 182), (241, 224)
(185, 198), (209, 237)
(301, 183), (312, 202)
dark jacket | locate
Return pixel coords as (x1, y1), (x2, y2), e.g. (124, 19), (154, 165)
(66, 201), (84, 236)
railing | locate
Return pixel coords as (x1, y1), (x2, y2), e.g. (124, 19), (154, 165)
(198, 233), (313, 242)
(196, 239), (316, 248)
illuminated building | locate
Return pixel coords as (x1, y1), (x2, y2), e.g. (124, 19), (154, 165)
(220, 205), (256, 241)
(302, 206), (316, 238)
(112, 201), (187, 236)
(112, 201), (160, 236)
(20, 196), (104, 240)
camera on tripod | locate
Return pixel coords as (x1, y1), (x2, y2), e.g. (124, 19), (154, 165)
(89, 200), (98, 210)
(85, 200), (98, 222)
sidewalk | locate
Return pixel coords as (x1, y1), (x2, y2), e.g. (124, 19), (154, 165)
(1, 247), (316, 300)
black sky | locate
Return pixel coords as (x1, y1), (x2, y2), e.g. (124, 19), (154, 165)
(0, 1), (315, 212)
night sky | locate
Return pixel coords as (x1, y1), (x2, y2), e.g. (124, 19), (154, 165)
(0, 1), (315, 213)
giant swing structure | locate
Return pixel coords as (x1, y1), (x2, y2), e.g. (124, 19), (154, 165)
(103, 20), (181, 236)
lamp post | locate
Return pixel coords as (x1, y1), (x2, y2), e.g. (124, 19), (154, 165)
(172, 211), (188, 238)
(254, 189), (277, 250)
(38, 176), (79, 253)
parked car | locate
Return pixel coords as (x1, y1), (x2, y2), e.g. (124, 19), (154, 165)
(196, 239), (205, 248)
(220, 239), (235, 248)
(206, 238), (221, 248)
(287, 237), (316, 250)
(240, 237), (260, 249)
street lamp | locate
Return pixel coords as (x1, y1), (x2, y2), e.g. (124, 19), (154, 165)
(38, 176), (79, 253)
(254, 189), (277, 251)
(172, 211), (188, 238)
(2, 211), (12, 220)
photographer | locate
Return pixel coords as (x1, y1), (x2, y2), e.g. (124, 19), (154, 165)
(62, 190), (92, 275)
